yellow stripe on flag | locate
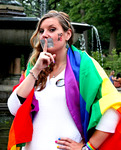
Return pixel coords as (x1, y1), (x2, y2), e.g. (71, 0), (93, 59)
(91, 57), (121, 114)
(11, 145), (20, 150)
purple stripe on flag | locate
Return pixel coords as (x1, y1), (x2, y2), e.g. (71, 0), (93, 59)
(65, 54), (84, 137)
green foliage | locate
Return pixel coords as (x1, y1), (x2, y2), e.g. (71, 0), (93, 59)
(91, 49), (121, 76)
(105, 49), (121, 75)
(17, 0), (46, 17)
(80, 0), (121, 27)
(104, 49), (118, 70)
(91, 51), (103, 67)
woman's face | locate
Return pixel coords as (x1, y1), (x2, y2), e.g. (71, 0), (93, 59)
(39, 17), (71, 53)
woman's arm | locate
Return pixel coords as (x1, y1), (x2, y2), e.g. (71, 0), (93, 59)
(55, 130), (111, 150)
(7, 88), (22, 116)
(111, 76), (116, 81)
(17, 39), (56, 98)
(56, 108), (120, 150)
(89, 130), (111, 149)
(89, 108), (120, 149)
(116, 78), (121, 83)
(16, 67), (40, 98)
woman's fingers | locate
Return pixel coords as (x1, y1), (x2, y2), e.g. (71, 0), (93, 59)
(43, 38), (48, 52)
(56, 138), (72, 149)
(35, 52), (55, 71)
(56, 137), (84, 150)
(58, 137), (74, 143)
(41, 38), (56, 64)
(56, 139), (70, 146)
(57, 145), (70, 150)
(44, 52), (56, 64)
(34, 38), (56, 71)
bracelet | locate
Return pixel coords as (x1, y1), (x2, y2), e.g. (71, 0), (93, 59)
(29, 70), (38, 80)
(86, 141), (96, 150)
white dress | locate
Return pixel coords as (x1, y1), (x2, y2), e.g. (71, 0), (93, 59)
(7, 70), (120, 150)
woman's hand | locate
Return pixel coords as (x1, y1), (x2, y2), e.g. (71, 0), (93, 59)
(55, 137), (84, 150)
(33, 38), (56, 73)
(16, 38), (56, 98)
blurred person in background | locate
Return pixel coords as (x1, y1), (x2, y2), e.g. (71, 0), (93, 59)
(109, 70), (116, 84)
(114, 72), (121, 88)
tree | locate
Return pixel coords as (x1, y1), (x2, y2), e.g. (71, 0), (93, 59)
(103, 49), (121, 75)
(78, 0), (121, 54)
(48, 0), (60, 10)
(17, 0), (48, 17)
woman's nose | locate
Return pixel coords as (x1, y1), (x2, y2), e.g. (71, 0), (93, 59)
(42, 30), (48, 38)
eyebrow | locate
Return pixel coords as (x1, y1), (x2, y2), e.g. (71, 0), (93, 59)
(49, 24), (56, 27)
(40, 24), (56, 29)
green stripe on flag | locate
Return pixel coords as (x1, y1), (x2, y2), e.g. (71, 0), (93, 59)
(79, 51), (103, 112)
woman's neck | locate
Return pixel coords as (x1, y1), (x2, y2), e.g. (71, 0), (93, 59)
(50, 50), (67, 78)
(54, 48), (67, 67)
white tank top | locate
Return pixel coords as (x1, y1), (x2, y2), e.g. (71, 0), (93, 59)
(22, 69), (82, 150)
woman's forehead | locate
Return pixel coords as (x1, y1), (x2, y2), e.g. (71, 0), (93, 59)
(40, 17), (60, 27)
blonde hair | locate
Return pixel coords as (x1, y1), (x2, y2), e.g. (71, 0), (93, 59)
(29, 10), (74, 90)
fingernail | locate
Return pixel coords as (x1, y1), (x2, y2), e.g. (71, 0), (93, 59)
(58, 138), (61, 140)
(55, 140), (57, 143)
(54, 60), (55, 63)
(57, 146), (59, 148)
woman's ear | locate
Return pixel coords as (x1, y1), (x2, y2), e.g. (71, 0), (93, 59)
(65, 29), (72, 41)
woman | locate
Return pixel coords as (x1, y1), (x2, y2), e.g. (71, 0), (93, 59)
(109, 70), (116, 84)
(7, 10), (121, 150)
(114, 72), (121, 88)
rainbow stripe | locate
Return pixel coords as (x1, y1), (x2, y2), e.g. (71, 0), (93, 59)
(86, 141), (96, 150)
(67, 45), (121, 141)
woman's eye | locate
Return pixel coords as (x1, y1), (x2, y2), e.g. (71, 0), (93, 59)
(50, 28), (56, 32)
(39, 29), (44, 34)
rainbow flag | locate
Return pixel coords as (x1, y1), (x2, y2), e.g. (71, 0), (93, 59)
(67, 45), (121, 149)
(7, 88), (34, 150)
(8, 45), (121, 149)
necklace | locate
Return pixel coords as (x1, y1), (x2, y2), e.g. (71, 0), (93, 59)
(51, 63), (66, 78)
